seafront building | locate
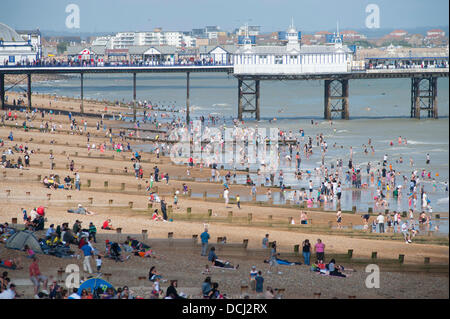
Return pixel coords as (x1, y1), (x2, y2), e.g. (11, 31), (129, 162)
(103, 30), (196, 49)
(233, 22), (354, 74)
(0, 22), (41, 65)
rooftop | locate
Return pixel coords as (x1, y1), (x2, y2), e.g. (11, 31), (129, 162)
(0, 22), (23, 42)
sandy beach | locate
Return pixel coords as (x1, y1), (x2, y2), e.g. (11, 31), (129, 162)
(0, 93), (448, 299)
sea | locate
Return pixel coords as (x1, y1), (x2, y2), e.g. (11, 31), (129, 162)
(9, 73), (450, 233)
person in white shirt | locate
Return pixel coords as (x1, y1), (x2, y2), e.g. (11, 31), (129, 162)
(29, 208), (38, 221)
(249, 266), (258, 291)
(422, 192), (428, 208)
(0, 284), (16, 299)
(95, 255), (102, 273)
(46, 224), (55, 238)
(68, 288), (81, 299)
(376, 213), (385, 233)
(393, 212), (399, 233)
(224, 188), (229, 207)
(401, 222), (412, 243)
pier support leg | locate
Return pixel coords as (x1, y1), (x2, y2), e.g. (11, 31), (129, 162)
(27, 73), (31, 111)
(238, 78), (243, 121)
(133, 72), (137, 122)
(432, 77), (438, 119)
(411, 76), (437, 119)
(0, 73), (4, 110)
(324, 80), (331, 120)
(186, 71), (190, 125)
(324, 78), (349, 120)
(237, 77), (259, 121)
(80, 73), (84, 114)
(255, 80), (260, 121)
(342, 79), (349, 120)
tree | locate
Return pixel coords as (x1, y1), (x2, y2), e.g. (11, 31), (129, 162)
(57, 42), (68, 54)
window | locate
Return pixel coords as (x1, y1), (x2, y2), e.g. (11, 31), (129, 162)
(289, 55), (298, 64)
(275, 55), (283, 64)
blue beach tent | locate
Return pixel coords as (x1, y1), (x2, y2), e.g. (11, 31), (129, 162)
(77, 278), (115, 296)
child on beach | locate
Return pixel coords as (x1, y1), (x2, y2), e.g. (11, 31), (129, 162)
(95, 255), (102, 273)
(24, 245), (35, 259)
(202, 265), (211, 275)
(173, 191), (179, 209)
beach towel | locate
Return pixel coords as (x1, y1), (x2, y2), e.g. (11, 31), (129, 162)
(274, 258), (302, 266)
(0, 262), (16, 270)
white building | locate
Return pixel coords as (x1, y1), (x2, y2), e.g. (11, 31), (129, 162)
(105, 30), (192, 48)
(205, 26), (220, 39)
(199, 45), (235, 64)
(164, 31), (182, 46)
(91, 36), (113, 48)
(426, 29), (445, 38)
(181, 35), (196, 47)
(233, 22), (354, 74)
(112, 32), (136, 48)
(0, 22), (39, 65)
(236, 25), (260, 36)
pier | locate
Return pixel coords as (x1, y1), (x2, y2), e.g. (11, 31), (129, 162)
(0, 62), (448, 121)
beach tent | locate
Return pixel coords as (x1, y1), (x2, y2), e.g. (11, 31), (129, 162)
(6, 230), (43, 254)
(77, 278), (115, 296)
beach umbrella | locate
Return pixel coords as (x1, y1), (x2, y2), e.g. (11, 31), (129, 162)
(37, 206), (45, 216)
(77, 278), (115, 296)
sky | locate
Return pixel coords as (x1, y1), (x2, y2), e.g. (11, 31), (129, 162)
(1, 0), (449, 34)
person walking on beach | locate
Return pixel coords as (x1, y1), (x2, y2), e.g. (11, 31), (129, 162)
(160, 199), (168, 221)
(377, 213), (385, 233)
(236, 194), (241, 209)
(314, 239), (325, 261)
(224, 188), (229, 207)
(173, 191), (179, 209)
(262, 234), (269, 249)
(154, 166), (159, 182)
(75, 171), (80, 191)
(268, 242), (279, 274)
(200, 228), (210, 256)
(29, 257), (48, 297)
(336, 183), (342, 202)
(81, 238), (93, 275)
(296, 152), (301, 170)
(336, 210), (343, 229)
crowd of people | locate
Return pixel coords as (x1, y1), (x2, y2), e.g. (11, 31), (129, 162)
(0, 94), (447, 300)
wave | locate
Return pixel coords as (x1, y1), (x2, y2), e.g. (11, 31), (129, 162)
(437, 197), (449, 204)
(190, 105), (205, 111)
(407, 140), (445, 145)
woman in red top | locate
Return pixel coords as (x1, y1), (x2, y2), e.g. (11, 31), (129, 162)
(101, 219), (113, 230)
